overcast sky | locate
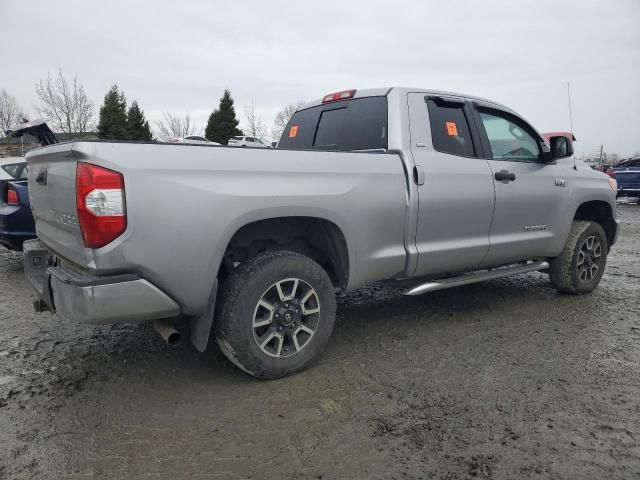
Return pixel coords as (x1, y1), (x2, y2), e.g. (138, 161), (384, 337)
(1, 0), (639, 156)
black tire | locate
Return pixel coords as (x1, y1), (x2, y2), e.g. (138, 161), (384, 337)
(215, 250), (336, 379)
(549, 220), (608, 294)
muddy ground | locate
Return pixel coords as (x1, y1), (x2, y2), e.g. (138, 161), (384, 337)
(1, 204), (639, 480)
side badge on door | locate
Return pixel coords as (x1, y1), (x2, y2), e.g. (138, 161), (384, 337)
(554, 178), (567, 187)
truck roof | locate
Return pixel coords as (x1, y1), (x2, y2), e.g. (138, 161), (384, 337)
(299, 87), (518, 116)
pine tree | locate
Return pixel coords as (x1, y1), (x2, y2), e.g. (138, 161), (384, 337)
(127, 100), (153, 141)
(97, 85), (128, 140)
(205, 89), (242, 144)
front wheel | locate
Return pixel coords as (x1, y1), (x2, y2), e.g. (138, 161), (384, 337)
(215, 251), (336, 379)
(549, 220), (608, 294)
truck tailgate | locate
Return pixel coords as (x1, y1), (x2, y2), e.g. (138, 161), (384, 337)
(26, 143), (88, 266)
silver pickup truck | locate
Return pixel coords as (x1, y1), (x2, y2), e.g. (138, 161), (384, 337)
(22, 87), (620, 378)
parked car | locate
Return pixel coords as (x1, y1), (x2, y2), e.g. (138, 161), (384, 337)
(227, 135), (269, 148)
(170, 136), (221, 145)
(0, 157), (35, 251)
(21, 88), (619, 379)
(613, 158), (640, 199)
(0, 157), (28, 180)
(593, 163), (616, 178)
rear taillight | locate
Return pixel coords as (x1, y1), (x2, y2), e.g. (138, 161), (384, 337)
(7, 188), (19, 205)
(76, 162), (126, 248)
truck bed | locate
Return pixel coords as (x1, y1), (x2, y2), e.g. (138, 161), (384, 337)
(26, 140), (409, 316)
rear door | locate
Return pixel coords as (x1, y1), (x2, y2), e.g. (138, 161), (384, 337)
(408, 93), (495, 276)
(470, 104), (569, 266)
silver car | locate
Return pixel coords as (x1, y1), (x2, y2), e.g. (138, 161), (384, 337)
(170, 136), (220, 145)
(227, 135), (269, 148)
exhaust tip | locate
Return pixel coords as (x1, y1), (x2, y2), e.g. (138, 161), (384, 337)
(166, 331), (182, 346)
(153, 320), (182, 347)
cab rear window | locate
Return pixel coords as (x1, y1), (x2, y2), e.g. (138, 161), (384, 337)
(278, 97), (388, 151)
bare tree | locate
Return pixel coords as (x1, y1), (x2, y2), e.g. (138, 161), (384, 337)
(0, 88), (24, 135)
(271, 102), (304, 142)
(35, 70), (95, 134)
(153, 112), (201, 141)
(243, 102), (267, 140)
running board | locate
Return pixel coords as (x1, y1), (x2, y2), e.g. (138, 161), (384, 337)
(404, 260), (549, 296)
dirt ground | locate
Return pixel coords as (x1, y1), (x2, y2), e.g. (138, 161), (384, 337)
(1, 203), (639, 480)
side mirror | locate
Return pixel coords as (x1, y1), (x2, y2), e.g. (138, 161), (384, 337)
(549, 135), (574, 160)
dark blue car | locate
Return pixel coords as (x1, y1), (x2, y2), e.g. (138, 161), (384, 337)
(0, 158), (36, 251)
(1, 121), (59, 251)
(614, 158), (640, 199)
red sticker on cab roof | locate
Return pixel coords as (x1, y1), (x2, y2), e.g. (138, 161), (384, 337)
(288, 125), (299, 138)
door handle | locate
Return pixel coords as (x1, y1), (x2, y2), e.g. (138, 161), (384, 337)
(413, 165), (425, 186)
(494, 170), (516, 182)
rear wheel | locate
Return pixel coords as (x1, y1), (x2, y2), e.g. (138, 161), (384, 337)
(549, 220), (608, 294)
(215, 251), (336, 379)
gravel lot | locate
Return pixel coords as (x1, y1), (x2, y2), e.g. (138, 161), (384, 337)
(1, 203), (639, 480)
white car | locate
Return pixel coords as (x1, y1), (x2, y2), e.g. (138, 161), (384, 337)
(227, 136), (269, 148)
(170, 136), (220, 145)
(0, 157), (28, 180)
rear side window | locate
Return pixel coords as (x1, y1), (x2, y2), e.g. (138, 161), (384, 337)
(426, 99), (475, 157)
(278, 97), (388, 151)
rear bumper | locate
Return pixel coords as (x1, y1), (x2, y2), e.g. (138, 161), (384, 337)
(23, 239), (180, 325)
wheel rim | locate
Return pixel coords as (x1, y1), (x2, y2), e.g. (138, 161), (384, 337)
(252, 278), (321, 358)
(577, 235), (602, 282)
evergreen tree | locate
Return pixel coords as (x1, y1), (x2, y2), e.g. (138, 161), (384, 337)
(205, 89), (242, 144)
(97, 85), (128, 140)
(127, 100), (153, 141)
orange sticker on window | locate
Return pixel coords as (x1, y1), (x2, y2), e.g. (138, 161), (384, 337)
(446, 121), (458, 136)
(288, 125), (299, 138)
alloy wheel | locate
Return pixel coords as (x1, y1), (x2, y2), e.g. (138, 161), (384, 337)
(577, 235), (602, 281)
(252, 278), (321, 358)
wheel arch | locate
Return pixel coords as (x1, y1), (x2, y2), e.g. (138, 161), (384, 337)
(190, 213), (351, 353)
(572, 200), (617, 248)
(219, 216), (350, 290)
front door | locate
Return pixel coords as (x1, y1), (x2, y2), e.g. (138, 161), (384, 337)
(408, 93), (496, 277)
(471, 105), (570, 266)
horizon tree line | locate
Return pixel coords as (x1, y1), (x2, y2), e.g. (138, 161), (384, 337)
(0, 70), (303, 145)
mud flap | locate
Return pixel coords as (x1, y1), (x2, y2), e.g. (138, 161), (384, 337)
(189, 279), (218, 352)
